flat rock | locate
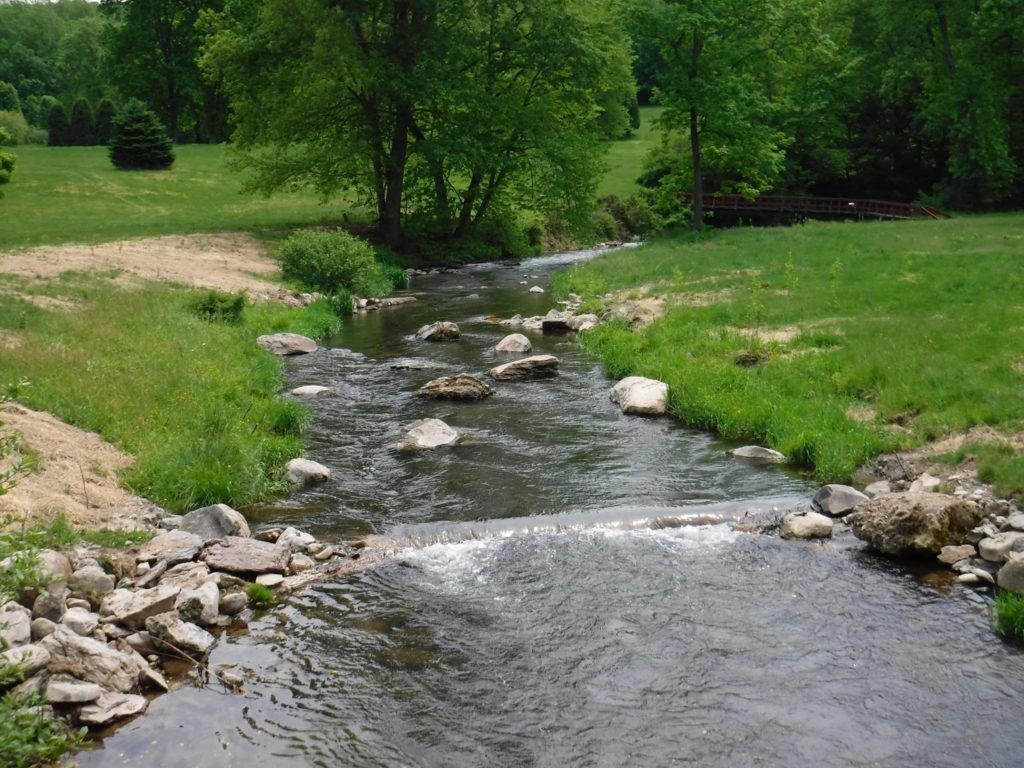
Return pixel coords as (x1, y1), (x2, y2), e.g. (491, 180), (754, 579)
(416, 321), (461, 342)
(729, 446), (786, 463)
(397, 418), (461, 450)
(255, 573), (285, 588)
(146, 611), (216, 656)
(812, 484), (870, 517)
(179, 503), (251, 540)
(69, 565), (115, 595)
(286, 458), (331, 486)
(848, 492), (986, 556)
(290, 385), (332, 396)
(780, 511), (834, 540)
(1, 643), (51, 676)
(609, 376), (668, 416)
(61, 607), (100, 637)
(136, 530), (204, 566)
(495, 334), (532, 354)
(416, 374), (495, 401)
(175, 581), (220, 626)
(978, 531), (1024, 563)
(80, 692), (148, 727)
(488, 355), (559, 381)
(101, 585), (181, 630)
(46, 673), (103, 704)
(159, 561), (211, 590)
(997, 555), (1024, 593)
(257, 333), (317, 356)
(201, 537), (290, 575)
(938, 544), (976, 565)
(41, 626), (138, 692)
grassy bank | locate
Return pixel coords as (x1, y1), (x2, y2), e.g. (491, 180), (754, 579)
(0, 273), (340, 511)
(554, 215), (1024, 492)
(0, 145), (351, 250)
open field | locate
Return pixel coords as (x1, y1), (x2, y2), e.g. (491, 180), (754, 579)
(598, 105), (664, 199)
(553, 215), (1024, 492)
(0, 145), (350, 250)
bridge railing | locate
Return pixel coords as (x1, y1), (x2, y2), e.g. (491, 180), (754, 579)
(680, 193), (950, 220)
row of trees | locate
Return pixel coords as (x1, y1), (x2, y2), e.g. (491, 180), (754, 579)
(46, 98), (118, 147)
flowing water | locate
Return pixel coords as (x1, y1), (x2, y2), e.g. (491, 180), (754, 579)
(80, 247), (1024, 768)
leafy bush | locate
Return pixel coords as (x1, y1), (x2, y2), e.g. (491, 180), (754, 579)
(69, 99), (94, 146)
(994, 591), (1024, 642)
(0, 128), (13, 198)
(277, 230), (393, 297)
(0, 111), (29, 145)
(46, 103), (70, 147)
(190, 290), (246, 324)
(108, 100), (174, 170)
(0, 82), (19, 114)
(0, 692), (86, 768)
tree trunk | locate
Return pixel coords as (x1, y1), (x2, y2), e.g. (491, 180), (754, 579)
(689, 33), (705, 231)
(382, 103), (411, 246)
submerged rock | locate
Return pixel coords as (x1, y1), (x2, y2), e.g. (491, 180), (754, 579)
(79, 692), (149, 727)
(257, 333), (317, 356)
(729, 446), (786, 463)
(848, 492), (985, 556)
(416, 374), (495, 401)
(398, 418), (461, 450)
(811, 484), (870, 517)
(488, 355), (559, 381)
(780, 511), (834, 540)
(416, 321), (461, 342)
(494, 334), (532, 354)
(285, 458), (331, 486)
(179, 503), (251, 540)
(609, 376), (668, 416)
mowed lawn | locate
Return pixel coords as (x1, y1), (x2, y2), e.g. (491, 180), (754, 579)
(554, 214), (1024, 492)
(598, 105), (664, 199)
(0, 145), (349, 250)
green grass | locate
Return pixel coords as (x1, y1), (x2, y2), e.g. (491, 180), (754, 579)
(0, 274), (341, 511)
(598, 106), (664, 199)
(554, 214), (1024, 487)
(245, 582), (276, 608)
(994, 590), (1024, 642)
(0, 145), (355, 250)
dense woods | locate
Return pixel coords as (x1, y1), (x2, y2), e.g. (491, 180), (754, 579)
(1, 0), (1022, 234)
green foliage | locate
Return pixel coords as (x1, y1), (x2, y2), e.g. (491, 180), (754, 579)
(0, 692), (86, 768)
(94, 98), (116, 145)
(68, 98), (94, 147)
(108, 100), (174, 170)
(245, 582), (276, 608)
(0, 127), (13, 198)
(0, 278), (342, 511)
(994, 591), (1024, 642)
(0, 82), (20, 114)
(0, 111), (30, 146)
(190, 290), (246, 325)
(277, 230), (395, 297)
(556, 214), (1024, 484)
(22, 97), (58, 130)
(45, 103), (69, 147)
(938, 442), (1024, 499)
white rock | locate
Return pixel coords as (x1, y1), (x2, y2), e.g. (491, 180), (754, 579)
(978, 531), (1024, 563)
(289, 553), (315, 574)
(159, 561), (211, 590)
(780, 511), (834, 540)
(729, 446), (786, 463)
(101, 585), (181, 630)
(145, 612), (216, 656)
(0, 606), (31, 648)
(61, 607), (100, 637)
(256, 573), (285, 588)
(488, 354), (559, 381)
(567, 314), (599, 332)
(997, 555), (1024, 593)
(45, 674), (103, 704)
(416, 321), (461, 341)
(69, 565), (116, 595)
(494, 334), (532, 354)
(135, 530), (204, 566)
(175, 582), (220, 626)
(609, 376), (668, 416)
(80, 692), (149, 726)
(277, 527), (316, 552)
(290, 385), (333, 397)
(528, 286), (544, 293)
(40, 626), (139, 692)
(286, 458), (331, 486)
(397, 418), (460, 450)
(1, 643), (51, 676)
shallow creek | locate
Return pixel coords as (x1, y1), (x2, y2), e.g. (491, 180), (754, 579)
(80, 247), (1024, 767)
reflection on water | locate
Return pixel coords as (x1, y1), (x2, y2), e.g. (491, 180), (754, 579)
(79, 246), (1024, 768)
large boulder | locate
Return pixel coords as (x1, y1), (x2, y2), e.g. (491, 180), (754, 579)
(609, 376), (668, 416)
(135, 530), (204, 566)
(175, 582), (220, 626)
(285, 458), (331, 486)
(200, 537), (290, 575)
(178, 503), (251, 540)
(40, 626), (139, 693)
(811, 484), (870, 517)
(416, 321), (461, 342)
(488, 355), (559, 381)
(495, 334), (531, 354)
(397, 418), (461, 450)
(780, 511), (834, 540)
(101, 585), (181, 630)
(257, 333), (317, 356)
(848, 492), (986, 556)
(416, 375), (495, 401)
(61, 607), (100, 637)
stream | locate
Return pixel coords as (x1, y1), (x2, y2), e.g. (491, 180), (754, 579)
(79, 246), (1024, 767)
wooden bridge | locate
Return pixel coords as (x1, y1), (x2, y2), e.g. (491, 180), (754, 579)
(681, 193), (950, 221)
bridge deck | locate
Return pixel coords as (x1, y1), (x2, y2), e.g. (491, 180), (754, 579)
(681, 193), (949, 220)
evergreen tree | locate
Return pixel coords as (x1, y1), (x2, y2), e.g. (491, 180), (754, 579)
(95, 98), (116, 145)
(69, 98), (94, 146)
(108, 99), (174, 169)
(46, 102), (70, 146)
(0, 82), (20, 114)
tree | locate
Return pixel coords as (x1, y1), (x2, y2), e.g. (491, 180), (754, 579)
(0, 126), (14, 198)
(101, 0), (227, 142)
(46, 101), (70, 146)
(201, 0), (633, 247)
(95, 98), (117, 145)
(69, 98), (95, 146)
(0, 82), (20, 114)
(108, 99), (174, 169)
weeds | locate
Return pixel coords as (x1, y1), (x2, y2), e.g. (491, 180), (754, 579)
(245, 582), (276, 608)
(993, 590), (1024, 642)
(0, 692), (86, 767)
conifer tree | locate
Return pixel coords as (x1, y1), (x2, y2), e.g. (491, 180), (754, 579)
(69, 98), (95, 146)
(108, 99), (174, 169)
(46, 102), (70, 146)
(95, 99), (117, 145)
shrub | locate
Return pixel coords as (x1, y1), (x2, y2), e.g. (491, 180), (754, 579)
(0, 128), (13, 198)
(23, 95), (58, 129)
(277, 230), (392, 297)
(95, 99), (116, 145)
(0, 111), (29, 145)
(69, 98), (94, 146)
(994, 590), (1024, 642)
(46, 103), (70, 147)
(108, 100), (174, 170)
(0, 692), (86, 767)
(190, 290), (246, 324)
(0, 82), (19, 114)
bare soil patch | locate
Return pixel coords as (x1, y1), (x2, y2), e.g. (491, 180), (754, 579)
(0, 403), (157, 530)
(0, 233), (291, 302)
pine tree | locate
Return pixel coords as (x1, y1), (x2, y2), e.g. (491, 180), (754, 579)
(47, 103), (71, 147)
(108, 100), (174, 170)
(95, 99), (117, 145)
(69, 98), (95, 146)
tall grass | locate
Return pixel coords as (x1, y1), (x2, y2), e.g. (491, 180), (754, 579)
(555, 215), (1024, 487)
(0, 274), (340, 511)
